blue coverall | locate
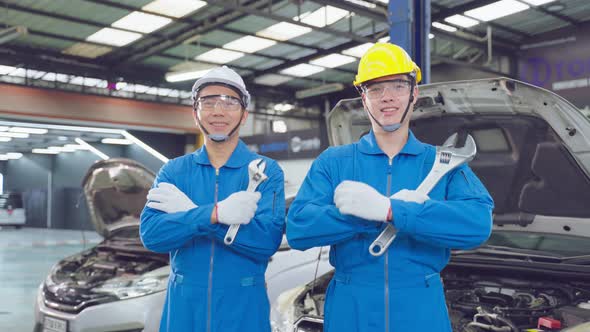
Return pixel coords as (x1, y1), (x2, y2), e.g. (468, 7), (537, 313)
(140, 140), (285, 332)
(287, 130), (494, 332)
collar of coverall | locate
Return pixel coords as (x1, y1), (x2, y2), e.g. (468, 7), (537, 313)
(192, 139), (253, 168)
(358, 129), (425, 156)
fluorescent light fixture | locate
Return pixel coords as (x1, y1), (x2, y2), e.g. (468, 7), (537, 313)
(0, 126), (8, 131)
(32, 149), (59, 155)
(224, 36), (277, 53)
(8, 127), (48, 134)
(143, 0), (207, 18)
(65, 144), (89, 150)
(274, 103), (294, 112)
(444, 14), (479, 28)
(48, 146), (71, 153)
(342, 42), (374, 58)
(0, 137), (11, 142)
(62, 43), (113, 58)
(122, 132), (169, 163)
(195, 48), (245, 64)
(298, 6), (349, 28)
(102, 138), (133, 145)
(6, 152), (22, 159)
(310, 53), (356, 68)
(0, 25), (28, 44)
(521, 0), (556, 4)
(256, 22), (312, 41)
(464, 0), (529, 22)
(166, 69), (211, 82)
(112, 11), (172, 34)
(0, 155), (7, 161)
(432, 22), (457, 32)
(280, 64), (325, 77)
(86, 28), (143, 47)
(75, 138), (109, 160)
(429, 33), (435, 39)
(272, 120), (288, 133)
(254, 74), (293, 86)
(0, 132), (29, 138)
(0, 65), (16, 75)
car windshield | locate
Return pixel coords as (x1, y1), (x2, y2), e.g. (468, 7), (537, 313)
(484, 230), (590, 257)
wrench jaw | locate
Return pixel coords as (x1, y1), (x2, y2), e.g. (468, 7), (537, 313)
(224, 158), (268, 245)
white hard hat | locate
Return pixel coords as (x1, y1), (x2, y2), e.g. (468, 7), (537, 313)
(191, 65), (251, 108)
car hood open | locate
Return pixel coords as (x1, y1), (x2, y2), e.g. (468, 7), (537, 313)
(82, 158), (155, 238)
(327, 77), (590, 226)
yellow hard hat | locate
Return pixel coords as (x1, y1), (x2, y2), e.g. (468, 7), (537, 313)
(353, 42), (422, 86)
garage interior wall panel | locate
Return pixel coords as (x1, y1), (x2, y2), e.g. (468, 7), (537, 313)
(0, 84), (194, 132)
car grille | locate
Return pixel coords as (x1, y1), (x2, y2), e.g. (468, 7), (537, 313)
(43, 285), (116, 314)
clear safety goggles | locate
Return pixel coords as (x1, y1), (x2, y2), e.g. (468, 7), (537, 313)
(362, 79), (412, 100)
(195, 94), (243, 112)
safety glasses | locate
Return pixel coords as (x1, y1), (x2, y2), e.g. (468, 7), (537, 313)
(362, 79), (412, 100)
(195, 94), (243, 112)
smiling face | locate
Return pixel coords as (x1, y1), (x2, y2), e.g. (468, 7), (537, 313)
(193, 84), (248, 142)
(361, 74), (419, 133)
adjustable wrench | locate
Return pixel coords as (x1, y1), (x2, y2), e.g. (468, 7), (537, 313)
(369, 133), (477, 256)
(224, 158), (268, 245)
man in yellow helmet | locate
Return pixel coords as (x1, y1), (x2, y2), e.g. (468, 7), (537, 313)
(287, 43), (494, 331)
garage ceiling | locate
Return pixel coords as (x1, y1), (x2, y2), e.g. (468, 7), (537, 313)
(0, 0), (589, 104)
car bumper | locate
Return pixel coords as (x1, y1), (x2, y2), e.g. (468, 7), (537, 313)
(34, 284), (165, 332)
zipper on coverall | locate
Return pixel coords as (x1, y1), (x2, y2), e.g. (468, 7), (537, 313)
(385, 157), (393, 332)
(207, 168), (219, 332)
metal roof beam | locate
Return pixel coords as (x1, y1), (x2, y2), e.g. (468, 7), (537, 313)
(310, 0), (388, 23)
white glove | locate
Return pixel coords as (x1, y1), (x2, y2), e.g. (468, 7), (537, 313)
(146, 182), (197, 213)
(216, 191), (261, 225)
(334, 180), (391, 222)
(391, 189), (430, 204)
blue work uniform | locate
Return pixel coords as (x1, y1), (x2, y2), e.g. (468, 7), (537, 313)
(287, 130), (493, 332)
(140, 140), (285, 332)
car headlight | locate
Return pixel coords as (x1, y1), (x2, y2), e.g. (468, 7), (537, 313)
(92, 271), (168, 300)
(271, 285), (306, 332)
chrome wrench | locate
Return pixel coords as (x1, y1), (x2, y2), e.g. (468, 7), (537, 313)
(224, 158), (268, 245)
(369, 133), (477, 256)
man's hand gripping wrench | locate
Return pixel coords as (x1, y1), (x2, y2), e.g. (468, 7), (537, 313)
(224, 158), (268, 245)
(368, 133), (477, 256)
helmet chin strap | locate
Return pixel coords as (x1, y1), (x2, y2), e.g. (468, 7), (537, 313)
(365, 80), (415, 133)
(196, 110), (244, 143)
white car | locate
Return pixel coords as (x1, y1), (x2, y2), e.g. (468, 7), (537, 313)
(0, 192), (26, 228)
(33, 158), (327, 332)
(272, 78), (590, 332)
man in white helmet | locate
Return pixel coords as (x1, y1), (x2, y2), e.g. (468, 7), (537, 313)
(140, 66), (285, 332)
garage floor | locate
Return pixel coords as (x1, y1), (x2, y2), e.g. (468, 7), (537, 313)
(0, 228), (102, 332)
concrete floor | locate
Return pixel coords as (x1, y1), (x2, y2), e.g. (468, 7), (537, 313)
(0, 228), (102, 332)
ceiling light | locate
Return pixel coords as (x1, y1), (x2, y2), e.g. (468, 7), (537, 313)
(256, 22), (312, 41)
(8, 127), (48, 134)
(0, 155), (7, 161)
(298, 6), (348, 28)
(254, 74), (293, 86)
(432, 22), (457, 32)
(102, 138), (133, 145)
(112, 11), (172, 34)
(274, 103), (294, 112)
(0, 126), (8, 131)
(195, 48), (245, 64)
(143, 0), (207, 18)
(444, 14), (479, 28)
(271, 120), (288, 133)
(86, 28), (143, 47)
(166, 69), (211, 82)
(32, 149), (59, 155)
(464, 0), (529, 22)
(0, 132), (29, 138)
(429, 33), (435, 39)
(0, 137), (11, 142)
(62, 43), (113, 58)
(342, 42), (375, 58)
(310, 53), (356, 68)
(521, 0), (556, 5)
(65, 144), (89, 150)
(75, 138), (109, 160)
(5, 153), (23, 160)
(224, 36), (277, 53)
(280, 64), (325, 77)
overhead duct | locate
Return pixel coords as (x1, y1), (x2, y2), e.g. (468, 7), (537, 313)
(0, 26), (28, 45)
(295, 83), (344, 99)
